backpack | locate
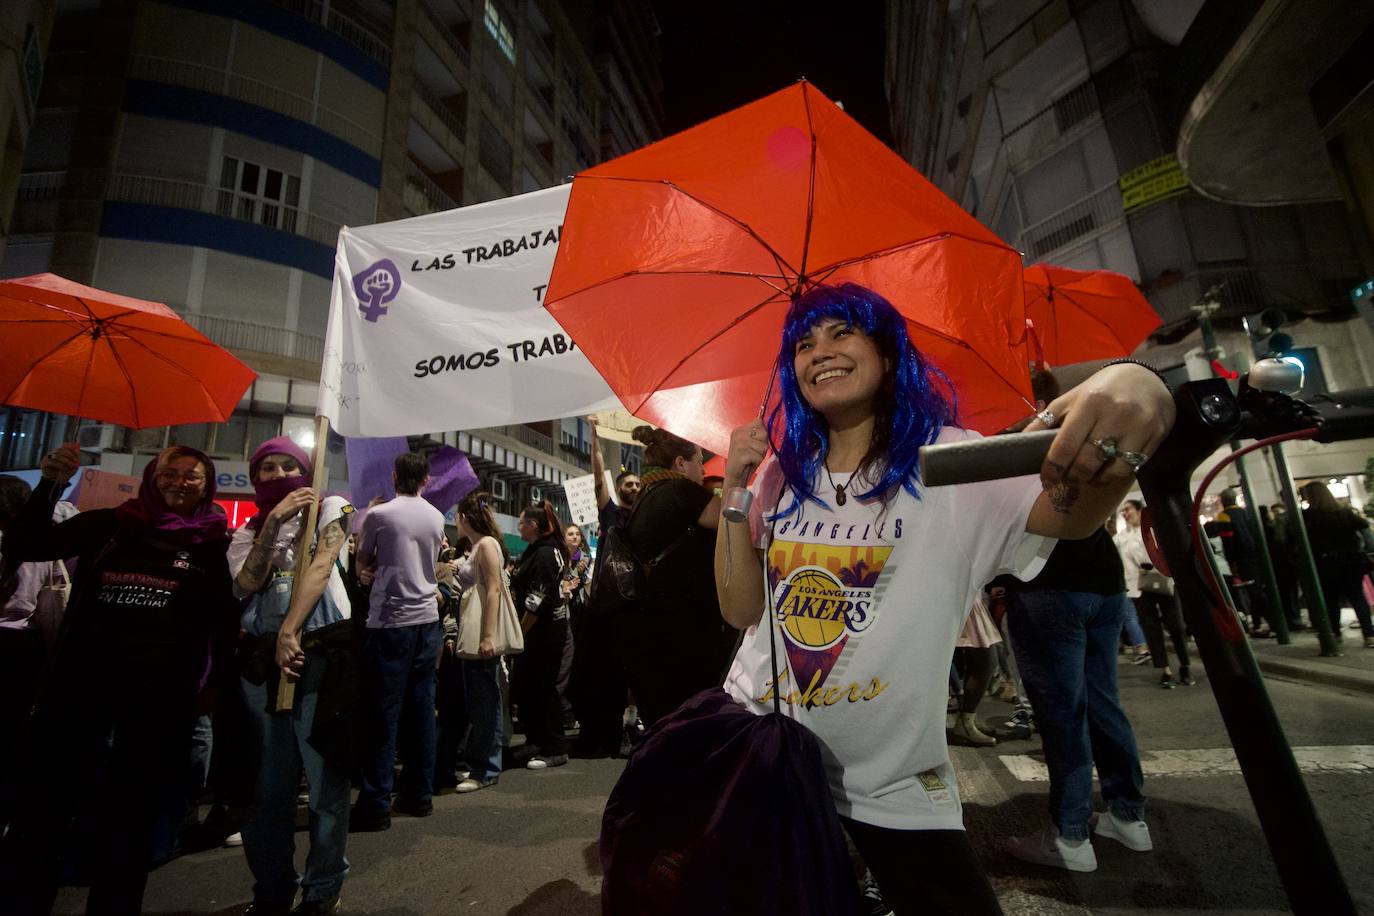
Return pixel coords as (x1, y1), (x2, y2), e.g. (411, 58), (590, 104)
(586, 485), (694, 617)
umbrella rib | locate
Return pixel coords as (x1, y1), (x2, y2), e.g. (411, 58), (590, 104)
(797, 83), (818, 288)
(576, 175), (799, 283)
(634, 288), (792, 408)
(99, 335), (145, 429)
(807, 230), (1017, 280)
(900, 318), (1035, 411)
(0, 326), (95, 405)
(1051, 288), (1133, 347)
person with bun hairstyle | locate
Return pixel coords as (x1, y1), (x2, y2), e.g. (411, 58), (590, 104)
(717, 282), (1175, 912)
(443, 491), (509, 790)
(511, 501), (571, 768)
(619, 425), (737, 728)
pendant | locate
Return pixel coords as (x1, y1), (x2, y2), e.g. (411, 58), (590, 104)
(835, 485), (847, 507)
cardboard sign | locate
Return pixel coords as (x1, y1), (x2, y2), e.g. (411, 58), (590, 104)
(74, 468), (140, 511)
(564, 473), (600, 526)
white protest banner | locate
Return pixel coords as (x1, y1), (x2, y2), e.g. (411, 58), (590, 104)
(319, 185), (621, 437)
(563, 473), (599, 526)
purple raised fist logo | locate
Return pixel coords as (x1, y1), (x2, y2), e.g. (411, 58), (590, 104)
(353, 259), (401, 322)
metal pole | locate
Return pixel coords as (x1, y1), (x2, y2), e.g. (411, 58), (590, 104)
(1231, 446), (1290, 642)
(1270, 443), (1340, 656)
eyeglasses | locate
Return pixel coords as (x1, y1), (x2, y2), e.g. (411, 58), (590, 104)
(156, 469), (206, 484)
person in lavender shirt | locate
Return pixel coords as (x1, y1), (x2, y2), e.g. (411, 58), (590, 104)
(351, 452), (445, 830)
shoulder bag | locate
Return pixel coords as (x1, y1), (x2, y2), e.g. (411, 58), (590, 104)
(29, 560), (71, 652)
(456, 540), (524, 658)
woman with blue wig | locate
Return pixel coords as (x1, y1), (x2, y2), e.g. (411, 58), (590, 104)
(716, 282), (1175, 914)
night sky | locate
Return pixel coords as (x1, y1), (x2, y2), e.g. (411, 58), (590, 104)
(652, 1), (893, 146)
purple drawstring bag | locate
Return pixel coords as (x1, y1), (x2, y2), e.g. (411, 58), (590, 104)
(600, 687), (857, 915)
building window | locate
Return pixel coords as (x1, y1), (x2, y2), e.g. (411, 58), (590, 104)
(218, 156), (301, 234)
(484, 0), (516, 64)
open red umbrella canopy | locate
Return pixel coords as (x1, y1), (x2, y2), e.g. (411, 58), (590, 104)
(1023, 264), (1162, 366)
(544, 81), (1031, 455)
(0, 273), (257, 429)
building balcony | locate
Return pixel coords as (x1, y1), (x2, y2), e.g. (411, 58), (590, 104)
(404, 162), (458, 214)
(1018, 182), (1124, 261)
(106, 173), (342, 248)
(263, 0), (392, 68)
(420, 2), (471, 72)
(1144, 261), (1366, 326)
(129, 55), (384, 158)
(176, 311), (325, 364)
(413, 80), (468, 147)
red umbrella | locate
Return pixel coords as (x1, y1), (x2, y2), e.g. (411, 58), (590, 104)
(0, 273), (257, 428)
(1023, 264), (1162, 366)
(544, 82), (1031, 455)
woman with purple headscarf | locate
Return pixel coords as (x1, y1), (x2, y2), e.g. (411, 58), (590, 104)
(0, 442), (238, 915)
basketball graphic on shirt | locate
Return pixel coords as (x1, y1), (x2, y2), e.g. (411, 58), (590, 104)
(767, 542), (893, 707)
(778, 568), (850, 650)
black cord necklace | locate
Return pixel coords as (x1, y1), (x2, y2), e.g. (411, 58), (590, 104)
(823, 463), (849, 506)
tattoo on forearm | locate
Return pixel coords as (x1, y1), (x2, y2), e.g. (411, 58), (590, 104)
(237, 540), (274, 585)
(1048, 482), (1080, 514)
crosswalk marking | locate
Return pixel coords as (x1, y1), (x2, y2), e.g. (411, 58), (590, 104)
(999, 745), (1374, 782)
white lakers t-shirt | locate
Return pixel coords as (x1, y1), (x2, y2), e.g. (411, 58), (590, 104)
(723, 428), (1052, 830)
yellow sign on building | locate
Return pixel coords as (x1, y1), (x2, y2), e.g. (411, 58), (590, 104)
(1119, 154), (1189, 213)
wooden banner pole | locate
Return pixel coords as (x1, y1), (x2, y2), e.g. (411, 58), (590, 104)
(275, 414), (331, 712)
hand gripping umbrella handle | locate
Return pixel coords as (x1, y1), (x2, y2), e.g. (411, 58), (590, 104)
(918, 430), (1058, 487)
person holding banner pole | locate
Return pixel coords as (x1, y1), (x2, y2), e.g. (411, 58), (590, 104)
(231, 435), (354, 916)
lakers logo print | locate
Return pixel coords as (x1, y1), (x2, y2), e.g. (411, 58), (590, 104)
(773, 565), (875, 650)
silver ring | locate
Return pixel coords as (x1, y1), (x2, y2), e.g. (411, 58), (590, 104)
(1090, 437), (1119, 461)
(1119, 450), (1149, 471)
(1036, 409), (1057, 428)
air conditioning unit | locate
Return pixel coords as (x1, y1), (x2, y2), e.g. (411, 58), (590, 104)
(489, 477), (508, 500)
(77, 424), (117, 451)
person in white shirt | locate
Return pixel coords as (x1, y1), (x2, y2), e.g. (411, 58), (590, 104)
(716, 282), (1175, 914)
(1115, 499), (1193, 687)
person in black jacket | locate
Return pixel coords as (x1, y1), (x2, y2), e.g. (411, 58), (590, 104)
(1300, 481), (1373, 647)
(619, 425), (735, 729)
(511, 501), (571, 769)
(0, 443), (239, 915)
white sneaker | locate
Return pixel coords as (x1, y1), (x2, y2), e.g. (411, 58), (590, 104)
(1005, 827), (1098, 873)
(1093, 809), (1153, 851)
(222, 831), (243, 848)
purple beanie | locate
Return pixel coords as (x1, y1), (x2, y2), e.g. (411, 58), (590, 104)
(249, 435), (313, 483)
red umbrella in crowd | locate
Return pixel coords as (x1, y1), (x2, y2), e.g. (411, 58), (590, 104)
(1022, 263), (1162, 366)
(544, 81), (1031, 455)
(0, 273), (256, 428)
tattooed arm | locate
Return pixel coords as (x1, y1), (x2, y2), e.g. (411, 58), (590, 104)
(275, 514), (349, 676)
(234, 487), (317, 594)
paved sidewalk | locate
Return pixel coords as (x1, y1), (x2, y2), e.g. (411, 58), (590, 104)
(1250, 618), (1374, 695)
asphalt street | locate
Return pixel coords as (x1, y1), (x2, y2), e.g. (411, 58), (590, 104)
(53, 655), (1374, 915)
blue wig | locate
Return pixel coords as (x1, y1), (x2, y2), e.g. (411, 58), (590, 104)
(766, 282), (957, 519)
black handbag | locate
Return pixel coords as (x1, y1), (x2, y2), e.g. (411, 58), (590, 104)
(588, 489), (695, 616)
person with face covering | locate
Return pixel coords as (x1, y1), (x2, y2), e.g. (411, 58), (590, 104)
(0, 443), (238, 915)
(718, 283), (1175, 913)
(228, 436), (354, 915)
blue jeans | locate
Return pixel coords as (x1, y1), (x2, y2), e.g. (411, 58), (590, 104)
(1008, 590), (1145, 840)
(462, 656), (504, 782)
(358, 621), (443, 814)
(241, 652), (350, 905)
(1120, 600), (1147, 647)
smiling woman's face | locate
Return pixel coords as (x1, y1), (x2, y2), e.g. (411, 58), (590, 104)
(155, 455), (208, 515)
(793, 318), (885, 421)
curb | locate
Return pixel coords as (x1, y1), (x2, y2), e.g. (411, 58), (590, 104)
(1255, 655), (1374, 696)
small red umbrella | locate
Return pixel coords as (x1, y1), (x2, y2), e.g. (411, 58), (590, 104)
(544, 82), (1031, 455)
(1023, 264), (1162, 366)
(0, 273), (257, 428)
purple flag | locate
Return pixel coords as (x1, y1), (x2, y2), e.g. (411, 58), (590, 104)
(345, 436), (407, 510)
(422, 446), (480, 513)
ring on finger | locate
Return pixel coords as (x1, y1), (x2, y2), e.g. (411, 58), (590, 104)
(1036, 409), (1057, 428)
(1089, 437), (1119, 461)
(1119, 450), (1149, 471)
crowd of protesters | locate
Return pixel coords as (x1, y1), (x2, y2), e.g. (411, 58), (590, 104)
(1, 286), (1372, 916)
